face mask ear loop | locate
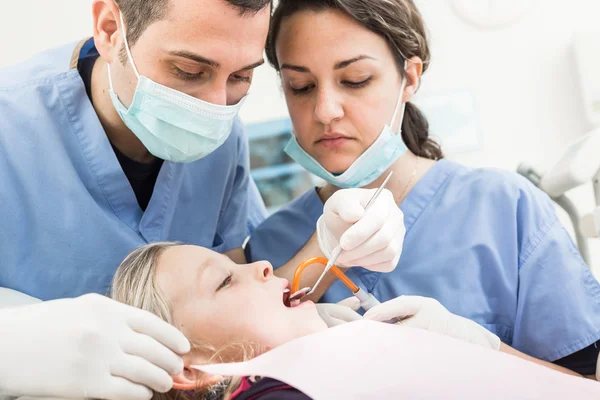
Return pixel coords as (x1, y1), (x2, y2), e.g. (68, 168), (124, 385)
(107, 64), (115, 92)
(119, 11), (140, 79)
(390, 60), (409, 133)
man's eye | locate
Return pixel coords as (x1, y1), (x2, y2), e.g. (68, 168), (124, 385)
(173, 66), (205, 81)
(231, 74), (251, 84)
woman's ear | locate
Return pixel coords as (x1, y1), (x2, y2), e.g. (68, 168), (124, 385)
(172, 352), (224, 391)
(402, 56), (424, 103)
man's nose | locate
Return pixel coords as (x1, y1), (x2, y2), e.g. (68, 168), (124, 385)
(199, 84), (228, 106)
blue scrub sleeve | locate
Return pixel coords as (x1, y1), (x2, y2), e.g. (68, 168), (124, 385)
(247, 176), (268, 236)
(245, 189), (323, 266)
(513, 216), (600, 361)
(216, 121), (267, 252)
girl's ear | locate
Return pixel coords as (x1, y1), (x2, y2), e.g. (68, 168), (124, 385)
(172, 351), (224, 391)
(172, 365), (224, 391)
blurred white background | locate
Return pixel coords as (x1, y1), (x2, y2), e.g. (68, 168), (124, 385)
(1, 0), (599, 276)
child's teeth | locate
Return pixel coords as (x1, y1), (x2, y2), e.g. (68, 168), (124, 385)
(283, 288), (290, 293)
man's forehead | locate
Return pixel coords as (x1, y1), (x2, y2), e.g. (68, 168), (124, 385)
(143, 0), (270, 67)
(164, 0), (269, 25)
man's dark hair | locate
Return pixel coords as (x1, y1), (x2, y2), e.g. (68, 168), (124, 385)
(114, 0), (272, 48)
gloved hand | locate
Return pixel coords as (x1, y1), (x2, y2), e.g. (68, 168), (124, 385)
(316, 297), (362, 327)
(318, 188), (404, 272)
(363, 295), (501, 350)
(0, 294), (190, 400)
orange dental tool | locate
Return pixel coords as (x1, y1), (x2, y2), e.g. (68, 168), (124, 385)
(291, 256), (359, 295)
(290, 256), (383, 312)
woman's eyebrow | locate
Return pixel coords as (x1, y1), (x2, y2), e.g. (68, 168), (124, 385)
(280, 63), (310, 73)
(280, 55), (375, 73)
(334, 55), (375, 69)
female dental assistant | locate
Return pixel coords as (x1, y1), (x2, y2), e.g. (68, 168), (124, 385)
(246, 0), (600, 378)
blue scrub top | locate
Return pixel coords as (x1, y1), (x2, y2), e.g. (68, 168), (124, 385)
(247, 159), (600, 361)
(0, 40), (267, 301)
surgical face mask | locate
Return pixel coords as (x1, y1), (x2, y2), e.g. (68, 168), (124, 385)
(284, 66), (409, 189)
(107, 12), (246, 163)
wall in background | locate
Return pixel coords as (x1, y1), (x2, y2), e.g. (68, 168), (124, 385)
(0, 1), (92, 67)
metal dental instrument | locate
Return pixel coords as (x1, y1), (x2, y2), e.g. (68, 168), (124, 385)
(294, 171), (394, 300)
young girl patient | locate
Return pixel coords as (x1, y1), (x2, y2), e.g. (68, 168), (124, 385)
(113, 243), (600, 400)
(111, 242), (324, 399)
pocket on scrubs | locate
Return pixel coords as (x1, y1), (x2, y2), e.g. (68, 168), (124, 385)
(211, 232), (227, 253)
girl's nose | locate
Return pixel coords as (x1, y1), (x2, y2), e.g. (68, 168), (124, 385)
(252, 260), (274, 281)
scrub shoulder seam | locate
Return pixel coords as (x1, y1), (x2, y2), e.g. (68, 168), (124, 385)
(517, 213), (558, 269)
(0, 71), (74, 91)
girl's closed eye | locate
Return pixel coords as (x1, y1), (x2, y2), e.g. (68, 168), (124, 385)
(217, 272), (233, 291)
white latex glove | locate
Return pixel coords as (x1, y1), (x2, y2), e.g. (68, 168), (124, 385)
(316, 298), (362, 327)
(364, 295), (501, 350)
(318, 188), (404, 272)
(0, 294), (190, 400)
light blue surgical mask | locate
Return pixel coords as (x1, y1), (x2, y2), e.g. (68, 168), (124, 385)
(107, 12), (246, 163)
(284, 68), (409, 189)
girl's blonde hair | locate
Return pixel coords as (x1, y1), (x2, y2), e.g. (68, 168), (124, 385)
(111, 242), (248, 400)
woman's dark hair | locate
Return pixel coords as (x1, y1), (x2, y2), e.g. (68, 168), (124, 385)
(266, 0), (443, 160)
